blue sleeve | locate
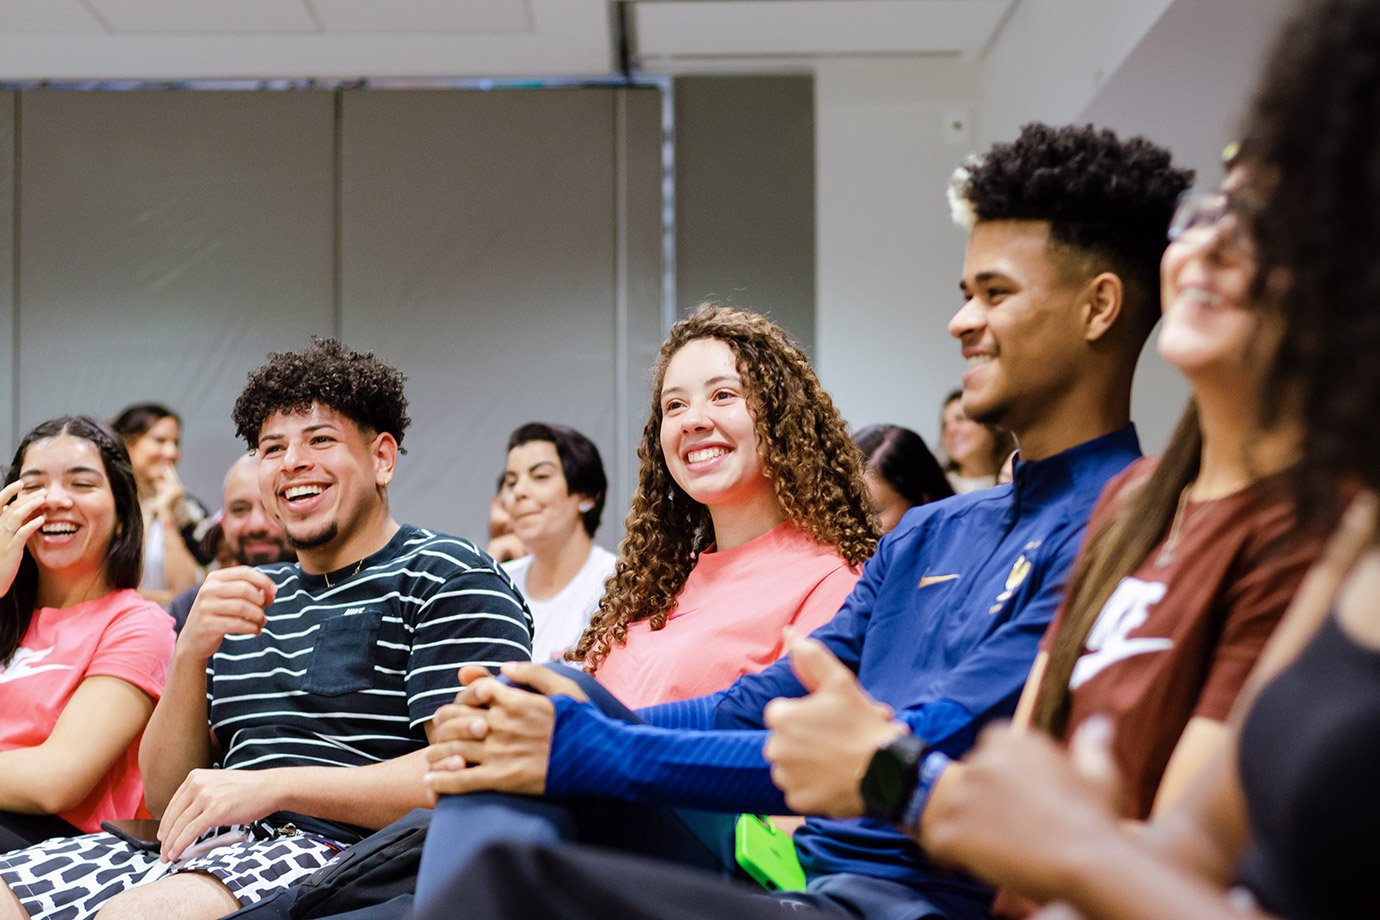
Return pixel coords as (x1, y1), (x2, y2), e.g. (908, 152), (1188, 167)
(705, 533), (895, 730)
(545, 697), (787, 814)
(637, 692), (721, 730)
(897, 527), (1082, 755)
(545, 532), (896, 810)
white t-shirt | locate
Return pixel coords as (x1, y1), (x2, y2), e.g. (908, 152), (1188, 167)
(503, 545), (617, 662)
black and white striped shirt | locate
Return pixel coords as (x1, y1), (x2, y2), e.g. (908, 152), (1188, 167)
(207, 524), (532, 840)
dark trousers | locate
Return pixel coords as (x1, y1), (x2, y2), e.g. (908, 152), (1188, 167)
(0, 810), (81, 853)
(415, 842), (838, 920)
(415, 664), (738, 910)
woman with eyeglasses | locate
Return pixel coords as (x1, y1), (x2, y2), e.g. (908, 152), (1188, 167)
(917, 2), (1380, 917)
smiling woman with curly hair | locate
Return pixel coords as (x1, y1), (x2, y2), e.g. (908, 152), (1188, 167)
(570, 303), (877, 706)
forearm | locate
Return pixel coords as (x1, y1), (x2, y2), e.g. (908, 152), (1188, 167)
(548, 698), (786, 814)
(637, 694), (719, 730)
(0, 748), (91, 814)
(1056, 831), (1262, 920)
(257, 748), (432, 830)
(0, 677), (153, 815)
(141, 650), (216, 816)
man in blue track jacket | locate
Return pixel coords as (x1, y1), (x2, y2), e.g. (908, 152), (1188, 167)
(414, 123), (1193, 920)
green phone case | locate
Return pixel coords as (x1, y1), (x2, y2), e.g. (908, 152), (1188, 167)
(734, 814), (807, 892)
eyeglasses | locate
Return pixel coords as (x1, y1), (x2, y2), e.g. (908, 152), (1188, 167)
(1167, 191), (1256, 258)
(1168, 192), (1233, 240)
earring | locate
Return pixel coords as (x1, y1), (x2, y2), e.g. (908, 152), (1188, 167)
(579, 502), (593, 512)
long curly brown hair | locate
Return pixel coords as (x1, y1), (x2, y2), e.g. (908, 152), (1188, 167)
(571, 304), (878, 671)
(1238, 0), (1380, 530)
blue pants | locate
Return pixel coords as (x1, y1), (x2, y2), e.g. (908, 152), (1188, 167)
(415, 664), (739, 910)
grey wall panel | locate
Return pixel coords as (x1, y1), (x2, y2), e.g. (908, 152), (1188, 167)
(340, 89), (648, 546)
(17, 90), (335, 503)
(613, 85), (667, 542)
(674, 76), (816, 353)
(0, 93), (13, 456)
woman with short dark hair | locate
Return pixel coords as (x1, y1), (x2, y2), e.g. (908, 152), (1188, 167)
(499, 422), (616, 661)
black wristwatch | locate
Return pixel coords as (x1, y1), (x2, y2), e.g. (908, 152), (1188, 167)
(859, 733), (927, 822)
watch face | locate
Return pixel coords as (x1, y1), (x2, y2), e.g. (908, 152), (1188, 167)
(871, 758), (906, 805)
(861, 736), (922, 821)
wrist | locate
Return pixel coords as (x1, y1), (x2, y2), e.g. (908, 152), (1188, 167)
(901, 749), (952, 831)
(860, 732), (927, 822)
(258, 767), (294, 816)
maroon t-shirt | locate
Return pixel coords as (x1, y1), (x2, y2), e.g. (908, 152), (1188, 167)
(1045, 457), (1320, 819)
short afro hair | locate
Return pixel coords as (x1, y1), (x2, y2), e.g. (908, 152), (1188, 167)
(949, 122), (1193, 338)
(232, 337), (411, 450)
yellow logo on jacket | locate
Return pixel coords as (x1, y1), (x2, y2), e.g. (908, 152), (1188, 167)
(990, 554), (1031, 614)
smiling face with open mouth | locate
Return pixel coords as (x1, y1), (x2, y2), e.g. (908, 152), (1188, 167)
(255, 403), (396, 571)
(657, 337), (775, 516)
(1158, 169), (1266, 384)
(18, 434), (117, 587)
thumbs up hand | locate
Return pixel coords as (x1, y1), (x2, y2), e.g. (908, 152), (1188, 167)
(762, 633), (906, 817)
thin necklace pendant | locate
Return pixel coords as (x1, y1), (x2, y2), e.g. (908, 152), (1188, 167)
(323, 558), (364, 589)
(1155, 483), (1195, 569)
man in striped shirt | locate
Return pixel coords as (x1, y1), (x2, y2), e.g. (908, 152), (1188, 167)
(0, 339), (532, 920)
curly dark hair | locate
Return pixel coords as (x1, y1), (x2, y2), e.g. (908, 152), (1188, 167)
(232, 338), (411, 450)
(949, 122), (1193, 342)
(0, 416), (142, 665)
(1237, 0), (1380, 529)
(571, 304), (878, 671)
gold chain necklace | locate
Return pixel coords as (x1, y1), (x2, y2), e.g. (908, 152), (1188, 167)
(322, 558), (364, 589)
(1154, 483), (1196, 568)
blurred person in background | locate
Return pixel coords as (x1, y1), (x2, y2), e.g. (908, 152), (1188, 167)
(941, 390), (1015, 494)
(853, 424), (953, 533)
(110, 403), (209, 604)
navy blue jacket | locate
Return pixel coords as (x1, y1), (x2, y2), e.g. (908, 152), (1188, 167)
(546, 427), (1142, 904)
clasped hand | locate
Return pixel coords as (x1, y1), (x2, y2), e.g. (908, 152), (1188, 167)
(423, 662), (587, 800)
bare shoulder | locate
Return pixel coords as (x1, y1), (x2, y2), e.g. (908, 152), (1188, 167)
(1335, 546), (1380, 648)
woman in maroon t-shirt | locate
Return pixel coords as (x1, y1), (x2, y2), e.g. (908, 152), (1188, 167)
(959, 156), (1319, 915)
(999, 158), (1317, 827)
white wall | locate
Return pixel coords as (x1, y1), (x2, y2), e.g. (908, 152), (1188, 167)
(814, 57), (977, 449)
(814, 0), (1295, 456)
(977, 0), (1175, 146)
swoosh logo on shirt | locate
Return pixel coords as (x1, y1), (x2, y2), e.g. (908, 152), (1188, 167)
(0, 646), (73, 684)
(918, 574), (961, 589)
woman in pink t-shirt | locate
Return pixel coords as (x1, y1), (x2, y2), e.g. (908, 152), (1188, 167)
(0, 416), (174, 850)
(569, 304), (879, 707)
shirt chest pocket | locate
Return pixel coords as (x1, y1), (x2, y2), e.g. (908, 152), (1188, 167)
(304, 611), (384, 696)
